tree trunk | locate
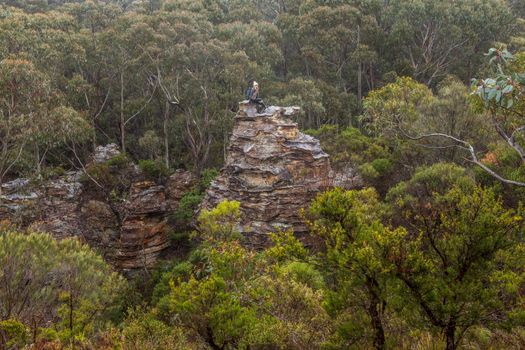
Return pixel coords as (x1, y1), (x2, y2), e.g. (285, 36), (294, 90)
(367, 278), (386, 350)
(370, 63), (376, 90)
(445, 323), (456, 350)
(357, 25), (362, 109)
(358, 62), (362, 105)
(120, 71), (126, 153)
(35, 143), (41, 176)
(163, 100), (170, 168)
(91, 117), (97, 151)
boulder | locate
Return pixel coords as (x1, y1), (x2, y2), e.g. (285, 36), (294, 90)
(92, 143), (121, 163)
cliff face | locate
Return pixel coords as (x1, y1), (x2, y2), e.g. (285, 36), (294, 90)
(0, 145), (195, 271)
(201, 102), (334, 247)
(1, 102), (358, 264)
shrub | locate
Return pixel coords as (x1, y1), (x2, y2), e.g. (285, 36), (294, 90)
(122, 308), (194, 350)
(199, 168), (219, 190)
(0, 228), (127, 347)
(370, 158), (393, 175)
(138, 159), (170, 181)
(42, 166), (66, 179)
(106, 153), (130, 169)
(171, 168), (219, 229)
(0, 319), (28, 349)
(172, 190), (203, 229)
(80, 163), (116, 189)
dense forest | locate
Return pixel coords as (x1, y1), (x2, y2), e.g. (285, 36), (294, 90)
(2, 0), (525, 349)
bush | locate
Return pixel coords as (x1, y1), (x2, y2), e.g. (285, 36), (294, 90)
(138, 159), (170, 181)
(122, 308), (194, 350)
(106, 153), (130, 169)
(172, 190), (204, 229)
(0, 228), (127, 347)
(170, 168), (219, 230)
(0, 319), (28, 349)
(370, 158), (393, 175)
(42, 166), (66, 179)
(199, 168), (219, 190)
(79, 163), (116, 189)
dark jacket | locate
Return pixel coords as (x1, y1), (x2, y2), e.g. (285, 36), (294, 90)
(250, 88), (259, 100)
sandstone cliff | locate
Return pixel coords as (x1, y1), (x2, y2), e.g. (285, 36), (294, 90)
(0, 145), (195, 271)
(201, 101), (334, 247)
(1, 102), (358, 265)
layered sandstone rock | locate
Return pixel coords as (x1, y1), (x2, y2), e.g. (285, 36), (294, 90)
(166, 169), (197, 212)
(201, 101), (333, 247)
(117, 181), (169, 269)
(0, 146), (196, 270)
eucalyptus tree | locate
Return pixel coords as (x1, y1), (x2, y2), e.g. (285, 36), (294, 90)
(0, 59), (49, 190)
(382, 0), (514, 85)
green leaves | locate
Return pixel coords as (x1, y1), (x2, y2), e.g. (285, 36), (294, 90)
(196, 200), (242, 243)
(0, 227), (126, 345)
(384, 166), (525, 347)
(161, 200), (332, 350)
(363, 76), (435, 137)
(472, 48), (525, 110)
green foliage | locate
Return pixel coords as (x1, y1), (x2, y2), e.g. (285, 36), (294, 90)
(122, 307), (195, 350)
(196, 200), (241, 243)
(386, 162), (476, 211)
(105, 153), (130, 169)
(138, 130), (163, 159)
(308, 187), (406, 349)
(80, 154), (133, 199)
(42, 166), (66, 179)
(279, 77), (326, 129)
(278, 261), (325, 291)
(132, 200), (333, 349)
(0, 319), (28, 349)
(469, 49), (525, 190)
(390, 185), (525, 348)
(171, 168), (218, 229)
(172, 191), (204, 229)
(80, 163), (116, 189)
(0, 0), (517, 180)
(138, 159), (170, 181)
(359, 158), (393, 179)
(306, 125), (392, 169)
(472, 49), (525, 109)
(0, 227), (127, 347)
(381, 165), (525, 348)
(1, 1), (525, 348)
(264, 229), (308, 263)
(199, 168), (219, 189)
(363, 76), (435, 137)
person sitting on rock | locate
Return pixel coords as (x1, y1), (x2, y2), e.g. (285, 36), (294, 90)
(246, 81), (266, 112)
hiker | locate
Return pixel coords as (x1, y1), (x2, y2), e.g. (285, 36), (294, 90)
(246, 81), (266, 112)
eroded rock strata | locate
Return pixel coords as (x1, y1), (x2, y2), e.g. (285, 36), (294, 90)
(1, 102), (357, 265)
(0, 145), (195, 270)
(201, 102), (334, 247)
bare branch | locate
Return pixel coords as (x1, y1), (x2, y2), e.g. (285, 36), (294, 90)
(93, 87), (111, 121)
(405, 132), (525, 187)
(65, 142), (104, 190)
(124, 81), (158, 126)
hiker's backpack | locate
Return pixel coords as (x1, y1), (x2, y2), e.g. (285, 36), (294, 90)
(245, 87), (253, 100)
